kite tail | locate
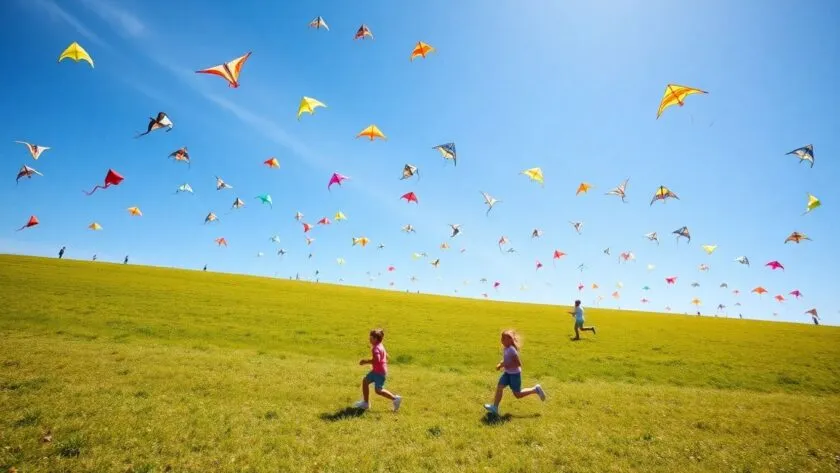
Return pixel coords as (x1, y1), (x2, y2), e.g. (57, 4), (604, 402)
(83, 184), (108, 195)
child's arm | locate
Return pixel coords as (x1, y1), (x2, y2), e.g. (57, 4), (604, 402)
(359, 358), (372, 365)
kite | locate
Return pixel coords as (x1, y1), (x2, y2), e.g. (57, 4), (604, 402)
(88, 222), (102, 231)
(535, 261), (543, 271)
(352, 237), (370, 247)
(169, 147), (190, 167)
(604, 248), (611, 256)
(656, 84), (707, 119)
(520, 167), (544, 186)
(592, 283), (600, 289)
(698, 264), (710, 272)
(16, 165), (43, 183)
(806, 309), (819, 324)
(720, 283), (728, 288)
(433, 143), (457, 165)
(377, 243), (386, 250)
(14, 141), (51, 160)
(803, 193), (821, 215)
(786, 144), (814, 168)
(335, 211), (347, 222)
(402, 224), (416, 233)
(449, 224), (462, 238)
(784, 231), (811, 244)
(641, 286), (650, 291)
(766, 260), (784, 271)
(410, 41), (435, 60)
(84, 169), (124, 195)
(691, 298), (702, 307)
(257, 252), (264, 258)
(216, 176), (233, 190)
(401, 192), (419, 204)
(295, 212), (304, 221)
(231, 198), (245, 209)
(264, 157), (280, 168)
(531, 229), (543, 239)
(305, 237), (315, 246)
(650, 186), (679, 205)
(58, 42), (93, 68)
(605, 178), (629, 202)
(204, 212), (218, 224)
(576, 182), (592, 195)
(552, 250), (566, 266)
(297, 96), (326, 120)
(702, 244), (718, 255)
(619, 251), (635, 263)
(354, 24), (373, 40)
(309, 16), (329, 30)
(644, 232), (659, 245)
(570, 221), (583, 234)
(278, 249), (287, 256)
(326, 172), (350, 191)
(735, 256), (750, 266)
(337, 258), (346, 265)
(751, 286), (767, 295)
(16, 215), (39, 231)
(317, 217), (330, 225)
(270, 235), (280, 243)
(774, 295), (786, 303)
(647, 264), (655, 271)
(672, 226), (691, 243)
(641, 298), (650, 304)
(401, 164), (419, 181)
(255, 194), (273, 208)
(717, 304), (726, 312)
(431, 259), (440, 268)
(127, 206), (142, 217)
(665, 276), (677, 285)
(481, 192), (500, 215)
(196, 52), (252, 88)
(498, 236), (510, 251)
(577, 263), (586, 272)
(302, 222), (313, 233)
(215, 237), (228, 247)
(357, 125), (386, 141)
(790, 290), (803, 299)
(136, 112), (173, 137)
(440, 242), (450, 250)
(175, 183), (193, 194)
(691, 282), (700, 288)
(612, 291), (621, 300)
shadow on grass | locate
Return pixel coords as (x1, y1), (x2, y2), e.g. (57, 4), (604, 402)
(481, 412), (541, 426)
(319, 407), (366, 422)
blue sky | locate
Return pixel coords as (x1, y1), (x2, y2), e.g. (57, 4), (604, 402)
(3, 0), (838, 324)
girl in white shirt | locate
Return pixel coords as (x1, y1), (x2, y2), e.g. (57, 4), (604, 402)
(484, 330), (546, 415)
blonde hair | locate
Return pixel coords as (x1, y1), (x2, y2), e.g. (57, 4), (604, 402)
(501, 329), (521, 350)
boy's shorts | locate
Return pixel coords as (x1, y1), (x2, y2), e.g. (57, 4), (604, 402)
(365, 371), (387, 390)
(574, 319), (585, 329)
(498, 372), (522, 393)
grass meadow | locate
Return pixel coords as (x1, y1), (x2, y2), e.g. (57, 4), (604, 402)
(1, 254), (839, 472)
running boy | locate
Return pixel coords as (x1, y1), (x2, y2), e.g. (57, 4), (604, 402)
(569, 300), (596, 340)
(354, 329), (402, 412)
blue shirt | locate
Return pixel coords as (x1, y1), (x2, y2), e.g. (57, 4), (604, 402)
(574, 306), (584, 322)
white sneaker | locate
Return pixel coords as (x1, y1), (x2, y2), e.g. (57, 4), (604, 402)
(353, 401), (369, 410)
(393, 395), (402, 412)
(535, 384), (546, 401)
(484, 404), (499, 415)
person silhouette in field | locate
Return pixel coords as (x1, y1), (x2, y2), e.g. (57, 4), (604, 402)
(58, 246), (66, 259)
(484, 329), (546, 416)
(123, 255), (129, 264)
(569, 300), (596, 340)
(354, 329), (402, 412)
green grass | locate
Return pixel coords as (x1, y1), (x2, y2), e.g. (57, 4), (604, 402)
(1, 254), (839, 472)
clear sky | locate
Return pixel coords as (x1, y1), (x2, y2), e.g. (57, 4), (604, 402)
(3, 0), (838, 324)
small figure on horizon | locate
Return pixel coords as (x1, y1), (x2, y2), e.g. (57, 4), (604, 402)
(484, 329), (545, 416)
(92, 254), (97, 261)
(569, 300), (596, 340)
(123, 255), (129, 264)
(203, 264), (207, 271)
(58, 246), (66, 259)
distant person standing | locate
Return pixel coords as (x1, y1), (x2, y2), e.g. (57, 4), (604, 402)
(92, 254), (97, 261)
(123, 255), (129, 264)
(58, 246), (66, 259)
(569, 300), (596, 340)
(203, 264), (207, 271)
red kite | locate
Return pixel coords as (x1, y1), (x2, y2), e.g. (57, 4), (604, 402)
(196, 52), (252, 88)
(752, 286), (767, 295)
(401, 192), (418, 204)
(766, 260), (785, 271)
(264, 157), (280, 168)
(17, 215), (39, 231)
(665, 276), (677, 285)
(774, 295), (785, 303)
(302, 223), (313, 233)
(84, 169), (124, 195)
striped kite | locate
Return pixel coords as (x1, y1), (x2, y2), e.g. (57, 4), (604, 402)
(196, 52), (252, 88)
(650, 185), (679, 205)
(656, 84), (707, 119)
(786, 144), (814, 168)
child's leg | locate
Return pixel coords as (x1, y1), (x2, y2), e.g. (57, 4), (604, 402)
(361, 377), (371, 403)
(582, 326), (595, 332)
(573, 324), (581, 339)
(492, 384), (505, 407)
(375, 387), (397, 400)
(513, 387), (538, 399)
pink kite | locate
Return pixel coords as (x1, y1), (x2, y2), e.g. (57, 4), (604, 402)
(302, 222), (313, 233)
(535, 260), (543, 271)
(774, 294), (785, 303)
(401, 192), (418, 204)
(765, 260), (785, 271)
(17, 215), (39, 231)
(328, 172), (349, 190)
(789, 290), (803, 299)
(84, 169), (124, 195)
(665, 276), (677, 285)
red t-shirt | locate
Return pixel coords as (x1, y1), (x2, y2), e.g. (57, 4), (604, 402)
(371, 343), (388, 374)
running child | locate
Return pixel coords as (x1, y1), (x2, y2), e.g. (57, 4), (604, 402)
(569, 299), (596, 340)
(354, 328), (402, 412)
(484, 329), (545, 415)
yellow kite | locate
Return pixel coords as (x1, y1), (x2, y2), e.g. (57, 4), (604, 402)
(88, 222), (102, 231)
(520, 167), (544, 186)
(701, 244), (717, 255)
(576, 182), (592, 195)
(58, 42), (94, 68)
(352, 236), (370, 247)
(410, 41), (435, 61)
(297, 96), (326, 120)
(803, 193), (820, 214)
(656, 84), (707, 119)
(335, 211), (347, 222)
(127, 206), (142, 217)
(356, 124), (386, 141)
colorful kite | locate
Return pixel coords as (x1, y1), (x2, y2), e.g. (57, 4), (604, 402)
(410, 41), (435, 60)
(169, 147), (190, 167)
(136, 112), (173, 137)
(401, 192), (418, 204)
(803, 193), (821, 215)
(433, 143), (457, 165)
(14, 141), (51, 160)
(16, 165), (43, 183)
(352, 237), (370, 247)
(357, 125), (386, 141)
(196, 52), (252, 88)
(644, 232), (659, 245)
(480, 192), (500, 215)
(665, 276), (677, 285)
(786, 144), (814, 168)
(264, 157), (280, 168)
(520, 168), (544, 186)
(302, 222), (313, 233)
(650, 185), (679, 205)
(576, 182), (592, 195)
(335, 211), (347, 222)
(326, 172), (349, 190)
(297, 96), (326, 120)
(16, 215), (39, 231)
(401, 164), (419, 181)
(84, 169), (124, 195)
(702, 244), (718, 255)
(317, 217), (331, 226)
(216, 176), (233, 191)
(354, 24), (373, 40)
(256, 194), (273, 208)
(231, 198), (245, 209)
(498, 236), (510, 251)
(58, 42), (93, 68)
(672, 226), (691, 243)
(766, 260), (785, 271)
(431, 258), (440, 268)
(752, 286), (767, 296)
(774, 295), (786, 303)
(215, 237), (228, 247)
(127, 206), (142, 217)
(656, 84), (707, 119)
(790, 290), (803, 299)
(735, 256), (750, 266)
(605, 178), (629, 202)
(89, 222), (102, 231)
(204, 212), (219, 224)
(309, 16), (329, 30)
(784, 231), (811, 244)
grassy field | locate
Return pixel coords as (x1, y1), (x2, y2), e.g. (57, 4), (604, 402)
(1, 254), (839, 472)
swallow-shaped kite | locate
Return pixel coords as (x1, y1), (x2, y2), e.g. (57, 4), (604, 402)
(570, 221), (583, 234)
(576, 182), (592, 195)
(14, 141), (51, 160)
(785, 231), (811, 244)
(650, 185), (679, 205)
(790, 290), (803, 299)
(766, 260), (785, 270)
(605, 178), (629, 202)
(352, 237), (370, 247)
(204, 212), (219, 224)
(309, 16), (329, 30)
(355, 24), (373, 40)
(127, 206), (142, 217)
(196, 52), (252, 88)
(175, 183), (193, 194)
(214, 176), (232, 191)
(702, 244), (718, 255)
(532, 229), (543, 239)
(401, 192), (418, 204)
(297, 96), (326, 120)
(230, 198), (245, 209)
(169, 147), (190, 167)
(481, 192), (500, 215)
(520, 167), (544, 186)
(58, 42), (93, 68)
(449, 224), (462, 238)
(786, 144), (814, 168)
(16, 165), (43, 183)
(656, 84), (707, 119)
(215, 237), (227, 247)
(691, 282), (700, 288)
(89, 222), (102, 231)
(357, 125), (386, 141)
(17, 215), (39, 231)
(255, 194), (273, 208)
(264, 157), (280, 169)
(410, 41), (435, 60)
(803, 193), (821, 215)
(644, 232), (659, 245)
(136, 112), (173, 137)
(672, 226), (691, 244)
(270, 235), (280, 244)
(84, 169), (124, 195)
(735, 256), (750, 266)
(433, 143), (456, 165)
(400, 164), (419, 181)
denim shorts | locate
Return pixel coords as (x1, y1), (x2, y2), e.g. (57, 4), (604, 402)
(498, 372), (522, 393)
(365, 371), (386, 390)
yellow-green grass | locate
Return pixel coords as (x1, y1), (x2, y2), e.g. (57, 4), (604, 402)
(1, 254), (838, 472)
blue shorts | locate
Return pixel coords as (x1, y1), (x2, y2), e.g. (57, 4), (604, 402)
(365, 371), (386, 390)
(498, 372), (522, 393)
(575, 319), (585, 329)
